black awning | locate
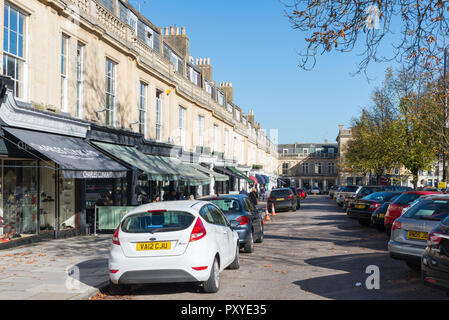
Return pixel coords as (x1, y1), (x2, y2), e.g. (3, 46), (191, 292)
(3, 127), (128, 179)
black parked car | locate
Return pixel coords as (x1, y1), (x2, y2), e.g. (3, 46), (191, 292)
(201, 194), (264, 253)
(422, 215), (449, 297)
(267, 188), (298, 212)
(370, 193), (402, 231)
(347, 191), (402, 226)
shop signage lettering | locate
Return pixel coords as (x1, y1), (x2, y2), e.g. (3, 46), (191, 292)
(17, 141), (34, 152)
(29, 142), (99, 160)
(81, 171), (115, 179)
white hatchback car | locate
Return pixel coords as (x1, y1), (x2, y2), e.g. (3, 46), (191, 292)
(108, 200), (240, 293)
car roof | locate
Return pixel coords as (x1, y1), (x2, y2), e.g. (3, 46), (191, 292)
(404, 191), (441, 195)
(124, 200), (208, 218)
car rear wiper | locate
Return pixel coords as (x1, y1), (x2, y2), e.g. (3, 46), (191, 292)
(419, 216), (443, 221)
(148, 227), (184, 234)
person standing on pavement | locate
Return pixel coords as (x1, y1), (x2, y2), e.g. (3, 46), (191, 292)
(249, 187), (258, 206)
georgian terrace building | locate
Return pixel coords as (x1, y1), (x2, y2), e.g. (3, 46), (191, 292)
(0, 0), (278, 244)
(278, 142), (338, 192)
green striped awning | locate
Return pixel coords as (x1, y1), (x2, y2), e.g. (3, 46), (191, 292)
(189, 163), (229, 182)
(227, 166), (254, 184)
(90, 141), (180, 181)
(159, 157), (212, 186)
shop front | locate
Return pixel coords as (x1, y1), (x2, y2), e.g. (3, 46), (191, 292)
(0, 127), (129, 243)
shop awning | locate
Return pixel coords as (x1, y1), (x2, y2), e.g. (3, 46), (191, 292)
(3, 127), (128, 179)
(166, 158), (212, 186)
(227, 166), (254, 184)
(249, 176), (259, 184)
(189, 163), (229, 182)
(91, 141), (179, 181)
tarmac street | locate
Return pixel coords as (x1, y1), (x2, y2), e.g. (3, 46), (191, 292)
(0, 195), (447, 300)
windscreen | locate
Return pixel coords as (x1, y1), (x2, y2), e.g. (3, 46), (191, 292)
(363, 192), (400, 202)
(402, 199), (449, 221)
(210, 198), (242, 213)
(121, 211), (195, 233)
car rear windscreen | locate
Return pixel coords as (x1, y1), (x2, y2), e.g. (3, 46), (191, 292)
(342, 186), (358, 192)
(402, 199), (449, 221)
(363, 192), (400, 201)
(270, 190), (291, 197)
(210, 199), (242, 213)
(394, 193), (421, 206)
(121, 211), (195, 233)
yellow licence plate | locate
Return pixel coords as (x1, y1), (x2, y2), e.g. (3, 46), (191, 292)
(379, 214), (385, 218)
(277, 198), (285, 201)
(406, 231), (428, 241)
(355, 205), (365, 209)
(136, 242), (171, 251)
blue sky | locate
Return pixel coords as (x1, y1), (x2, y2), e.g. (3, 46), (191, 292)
(132, 0), (398, 144)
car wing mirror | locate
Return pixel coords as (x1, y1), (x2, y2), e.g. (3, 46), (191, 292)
(230, 220), (240, 229)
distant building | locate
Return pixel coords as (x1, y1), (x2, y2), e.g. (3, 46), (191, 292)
(278, 141), (338, 191)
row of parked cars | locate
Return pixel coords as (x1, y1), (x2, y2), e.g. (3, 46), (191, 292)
(330, 185), (449, 297)
(108, 194), (266, 294)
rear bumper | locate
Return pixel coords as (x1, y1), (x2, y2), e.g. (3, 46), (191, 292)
(388, 240), (425, 262)
(268, 201), (293, 210)
(118, 269), (199, 284)
(108, 242), (216, 284)
(347, 210), (372, 221)
(235, 227), (251, 245)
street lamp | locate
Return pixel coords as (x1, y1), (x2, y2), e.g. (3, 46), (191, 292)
(443, 47), (448, 185)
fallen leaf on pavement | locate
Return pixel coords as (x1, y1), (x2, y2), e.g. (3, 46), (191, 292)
(264, 265), (273, 267)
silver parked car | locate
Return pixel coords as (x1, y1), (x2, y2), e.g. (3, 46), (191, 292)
(388, 194), (449, 270)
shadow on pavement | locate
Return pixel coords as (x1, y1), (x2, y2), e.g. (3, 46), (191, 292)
(293, 253), (448, 300)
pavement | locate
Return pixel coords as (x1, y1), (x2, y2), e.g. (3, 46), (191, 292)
(0, 199), (268, 300)
(0, 234), (112, 300)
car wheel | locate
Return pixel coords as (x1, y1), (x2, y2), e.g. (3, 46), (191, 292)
(227, 244), (240, 270)
(358, 220), (370, 227)
(406, 261), (421, 272)
(385, 225), (392, 236)
(244, 232), (254, 253)
(108, 281), (131, 295)
(203, 258), (220, 293)
(255, 226), (264, 243)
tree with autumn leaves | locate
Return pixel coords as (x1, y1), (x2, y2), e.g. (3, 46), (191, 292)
(344, 68), (440, 188)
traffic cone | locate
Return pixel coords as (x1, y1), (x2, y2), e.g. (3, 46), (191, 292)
(264, 206), (271, 222)
(271, 203), (276, 216)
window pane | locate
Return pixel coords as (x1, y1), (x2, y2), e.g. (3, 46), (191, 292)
(10, 8), (17, 32)
(3, 29), (8, 53)
(4, 6), (8, 28)
(9, 31), (17, 55)
(18, 35), (23, 57)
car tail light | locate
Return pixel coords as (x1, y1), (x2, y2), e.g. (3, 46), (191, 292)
(288, 195), (293, 199)
(112, 226), (120, 245)
(392, 220), (402, 231)
(237, 216), (249, 225)
(268, 197), (273, 201)
(427, 231), (443, 247)
(109, 269), (119, 274)
(190, 218), (207, 242)
(369, 203), (380, 211)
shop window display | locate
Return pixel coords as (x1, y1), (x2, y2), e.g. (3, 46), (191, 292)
(59, 178), (75, 230)
(39, 165), (55, 232)
(1, 160), (38, 241)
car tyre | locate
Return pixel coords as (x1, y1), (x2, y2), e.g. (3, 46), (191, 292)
(358, 220), (370, 227)
(255, 226), (264, 243)
(406, 261), (421, 271)
(243, 232), (254, 253)
(108, 281), (131, 295)
(203, 258), (220, 293)
(227, 245), (240, 270)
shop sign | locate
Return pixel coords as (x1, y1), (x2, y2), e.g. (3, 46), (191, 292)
(29, 142), (99, 161)
(81, 171), (115, 179)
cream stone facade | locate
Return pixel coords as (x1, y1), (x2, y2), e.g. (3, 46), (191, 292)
(2, 0), (278, 176)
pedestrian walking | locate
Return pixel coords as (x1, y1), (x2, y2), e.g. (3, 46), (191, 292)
(249, 187), (258, 206)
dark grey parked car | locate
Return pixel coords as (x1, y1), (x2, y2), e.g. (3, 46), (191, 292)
(267, 188), (298, 212)
(201, 194), (264, 253)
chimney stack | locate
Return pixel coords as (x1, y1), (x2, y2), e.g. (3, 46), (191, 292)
(195, 57), (213, 81)
(164, 25), (189, 60)
(219, 82), (234, 104)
